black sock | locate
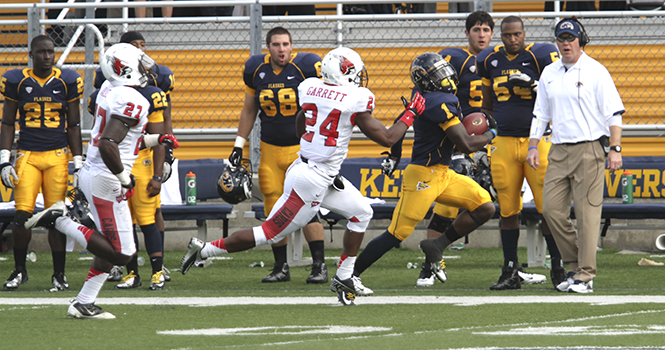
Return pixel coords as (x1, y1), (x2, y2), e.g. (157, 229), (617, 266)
(308, 240), (325, 264)
(13, 247), (27, 271)
(272, 244), (287, 265)
(543, 234), (562, 261)
(52, 251), (66, 274)
(150, 256), (164, 275)
(126, 255), (139, 277)
(353, 231), (401, 276)
(434, 224), (462, 250)
(500, 228), (520, 265)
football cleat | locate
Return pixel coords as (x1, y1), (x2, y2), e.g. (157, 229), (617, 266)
(330, 275), (373, 297)
(517, 269), (547, 285)
(68, 301), (115, 319)
(556, 271), (577, 292)
(115, 270), (141, 289)
(262, 262), (290, 283)
(24, 200), (67, 230)
(180, 237), (205, 275)
(107, 265), (124, 282)
(3, 269), (28, 291)
(490, 262), (521, 290)
(162, 265), (171, 282)
(148, 270), (165, 290)
(419, 239), (446, 283)
(416, 264), (435, 287)
(51, 272), (69, 291)
(336, 289), (356, 306)
(567, 279), (593, 294)
(306, 261), (328, 284)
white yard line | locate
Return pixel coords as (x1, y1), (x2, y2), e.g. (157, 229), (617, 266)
(1, 295), (665, 306)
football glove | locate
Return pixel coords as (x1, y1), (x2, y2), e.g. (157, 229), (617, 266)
(0, 163), (18, 189)
(484, 112), (498, 140)
(229, 147), (242, 167)
(380, 151), (400, 177)
(158, 134), (179, 148)
(114, 171), (135, 201)
(72, 155), (83, 188)
(397, 92), (425, 128)
(162, 147), (175, 182)
(508, 73), (538, 94)
(472, 149), (489, 169)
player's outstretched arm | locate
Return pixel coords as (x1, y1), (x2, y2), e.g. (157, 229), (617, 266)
(355, 112), (408, 147)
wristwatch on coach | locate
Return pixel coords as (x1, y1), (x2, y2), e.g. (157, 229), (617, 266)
(610, 145), (622, 153)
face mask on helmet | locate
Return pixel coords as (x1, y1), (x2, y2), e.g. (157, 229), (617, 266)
(66, 188), (96, 230)
(217, 159), (253, 205)
(321, 47), (369, 87)
(101, 43), (152, 88)
(411, 52), (459, 93)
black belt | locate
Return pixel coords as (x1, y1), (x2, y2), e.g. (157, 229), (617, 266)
(301, 155), (308, 163)
(562, 138), (600, 146)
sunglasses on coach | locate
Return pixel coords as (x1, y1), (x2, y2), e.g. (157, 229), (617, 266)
(556, 35), (578, 42)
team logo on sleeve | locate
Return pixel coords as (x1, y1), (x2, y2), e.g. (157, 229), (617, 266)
(416, 182), (430, 191)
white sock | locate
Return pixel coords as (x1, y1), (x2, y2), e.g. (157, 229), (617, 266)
(200, 239), (227, 259)
(55, 216), (92, 249)
(76, 267), (108, 304)
(336, 255), (356, 280)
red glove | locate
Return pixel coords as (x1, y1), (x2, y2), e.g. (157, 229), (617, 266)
(398, 92), (425, 128)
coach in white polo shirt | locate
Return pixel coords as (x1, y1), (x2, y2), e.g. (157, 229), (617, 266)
(525, 17), (624, 294)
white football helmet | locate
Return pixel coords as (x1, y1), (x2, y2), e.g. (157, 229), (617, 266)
(321, 47), (368, 87)
(101, 43), (154, 88)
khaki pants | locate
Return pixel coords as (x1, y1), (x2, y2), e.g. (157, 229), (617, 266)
(542, 141), (605, 282)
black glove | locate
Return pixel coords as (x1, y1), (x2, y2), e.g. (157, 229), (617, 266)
(508, 73), (538, 93)
(229, 147), (242, 167)
(483, 112), (498, 141)
(380, 151), (401, 177)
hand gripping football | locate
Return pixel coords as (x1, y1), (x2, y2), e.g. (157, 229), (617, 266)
(462, 112), (489, 136)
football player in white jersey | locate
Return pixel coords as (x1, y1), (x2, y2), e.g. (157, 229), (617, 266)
(24, 43), (178, 319)
(180, 47), (425, 304)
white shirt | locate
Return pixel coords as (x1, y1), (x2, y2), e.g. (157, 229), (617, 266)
(297, 78), (375, 176)
(87, 80), (150, 172)
(533, 52), (625, 144)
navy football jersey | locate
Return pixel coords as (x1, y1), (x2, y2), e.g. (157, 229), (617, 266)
(244, 52), (321, 146)
(94, 64), (174, 103)
(439, 48), (483, 117)
(409, 89), (462, 167)
(88, 85), (167, 118)
(476, 43), (559, 137)
(0, 68), (83, 151)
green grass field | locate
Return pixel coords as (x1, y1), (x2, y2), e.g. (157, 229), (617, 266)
(2, 246), (665, 350)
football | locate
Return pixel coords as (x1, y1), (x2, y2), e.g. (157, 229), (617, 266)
(462, 112), (488, 135)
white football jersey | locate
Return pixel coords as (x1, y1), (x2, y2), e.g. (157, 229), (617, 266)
(298, 77), (375, 175)
(87, 80), (150, 172)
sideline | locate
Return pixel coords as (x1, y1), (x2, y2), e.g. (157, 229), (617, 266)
(2, 295), (665, 306)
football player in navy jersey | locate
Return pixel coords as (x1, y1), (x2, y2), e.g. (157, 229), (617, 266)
(94, 31), (176, 285)
(476, 16), (564, 290)
(415, 11), (496, 287)
(87, 82), (169, 291)
(0, 35), (83, 291)
(228, 26), (327, 284)
(353, 53), (497, 288)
